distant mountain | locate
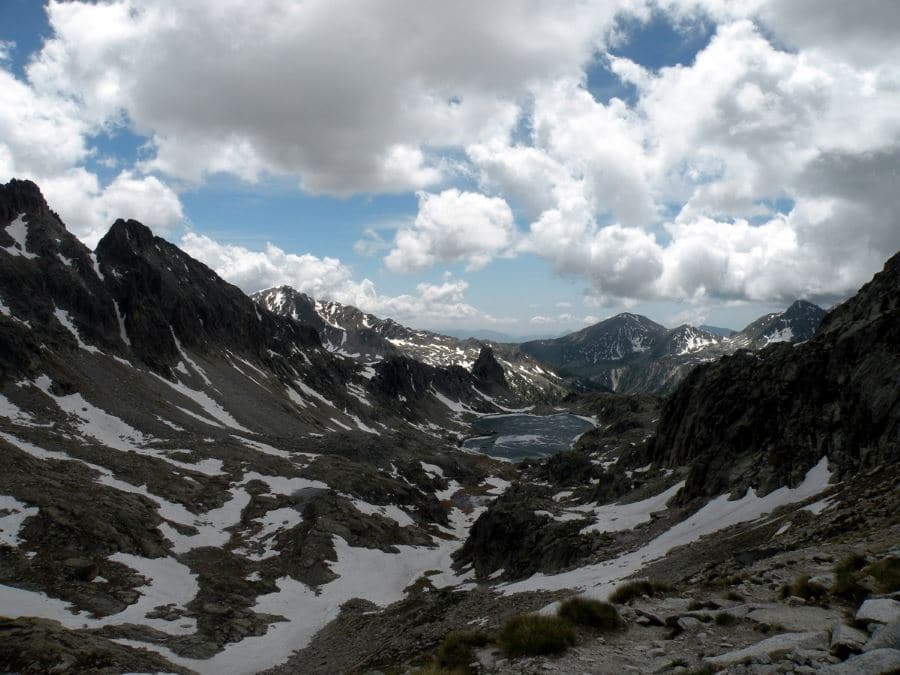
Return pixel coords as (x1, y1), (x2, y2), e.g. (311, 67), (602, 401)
(699, 324), (734, 338)
(520, 302), (826, 394)
(521, 313), (666, 371)
(438, 328), (556, 343)
(729, 300), (827, 349)
(254, 286), (569, 402)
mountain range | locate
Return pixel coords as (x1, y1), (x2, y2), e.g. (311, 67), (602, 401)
(519, 300), (827, 393)
(0, 178), (897, 674)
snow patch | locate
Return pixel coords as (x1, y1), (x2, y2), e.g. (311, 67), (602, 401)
(2, 214), (37, 259)
(0, 494), (38, 547)
(503, 457), (832, 596)
(54, 307), (101, 353)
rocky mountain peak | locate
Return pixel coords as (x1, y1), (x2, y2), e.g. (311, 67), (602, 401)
(471, 345), (508, 388)
(0, 178), (52, 223)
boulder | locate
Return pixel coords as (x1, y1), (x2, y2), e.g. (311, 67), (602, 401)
(819, 648), (900, 674)
(857, 599), (900, 625)
(831, 623), (868, 655)
(677, 616), (703, 632)
(704, 632), (829, 668)
(864, 622), (900, 652)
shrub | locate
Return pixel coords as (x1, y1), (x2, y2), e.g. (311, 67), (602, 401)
(716, 574), (744, 587)
(433, 631), (490, 674)
(558, 597), (623, 631)
(714, 611), (737, 626)
(725, 590), (744, 602)
(832, 554), (871, 604)
(865, 557), (900, 594)
(498, 614), (575, 658)
(609, 579), (671, 604)
(780, 575), (828, 603)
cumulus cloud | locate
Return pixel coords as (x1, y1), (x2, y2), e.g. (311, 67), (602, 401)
(466, 11), (900, 306)
(25, 0), (640, 194)
(41, 170), (183, 247)
(180, 233), (502, 327)
(385, 189), (516, 272)
(0, 43), (182, 246)
(1, 0), (898, 315)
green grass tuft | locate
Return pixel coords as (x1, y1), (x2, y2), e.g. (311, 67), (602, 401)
(832, 554), (871, 604)
(608, 579), (671, 604)
(558, 597), (623, 631)
(865, 557), (900, 594)
(498, 614), (576, 658)
(432, 631), (490, 674)
(714, 611), (737, 626)
(780, 575), (828, 603)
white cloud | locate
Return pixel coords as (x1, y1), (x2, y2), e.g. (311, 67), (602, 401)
(180, 233), (502, 327)
(26, 0), (640, 194)
(0, 52), (182, 247)
(0, 41), (15, 63)
(353, 227), (390, 257)
(39, 170), (183, 247)
(385, 189), (516, 272)
(1, 0), (897, 315)
(467, 12), (900, 305)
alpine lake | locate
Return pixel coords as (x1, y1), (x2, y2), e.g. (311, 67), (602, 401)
(462, 413), (595, 462)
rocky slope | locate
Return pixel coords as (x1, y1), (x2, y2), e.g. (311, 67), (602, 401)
(520, 302), (827, 394)
(254, 286), (570, 402)
(730, 299), (827, 350)
(0, 179), (522, 673)
(642, 250), (899, 505)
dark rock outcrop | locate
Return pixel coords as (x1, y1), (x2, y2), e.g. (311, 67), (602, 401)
(453, 484), (600, 580)
(646, 250), (900, 503)
(95, 219), (320, 375)
(471, 345), (508, 389)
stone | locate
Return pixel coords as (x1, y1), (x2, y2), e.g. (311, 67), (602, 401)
(703, 632), (829, 668)
(62, 557), (97, 581)
(747, 604), (843, 632)
(831, 623), (869, 654)
(857, 599), (900, 625)
(864, 622), (900, 652)
(677, 616), (703, 631)
(810, 573), (836, 587)
(818, 648), (900, 674)
(635, 609), (664, 626)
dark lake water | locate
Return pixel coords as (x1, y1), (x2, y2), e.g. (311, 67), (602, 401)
(462, 413), (596, 461)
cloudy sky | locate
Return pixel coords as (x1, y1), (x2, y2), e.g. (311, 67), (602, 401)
(2, 1), (898, 336)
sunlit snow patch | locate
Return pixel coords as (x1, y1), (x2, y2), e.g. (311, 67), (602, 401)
(503, 457), (832, 597)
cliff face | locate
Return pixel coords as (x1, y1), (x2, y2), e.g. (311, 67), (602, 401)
(646, 251), (900, 503)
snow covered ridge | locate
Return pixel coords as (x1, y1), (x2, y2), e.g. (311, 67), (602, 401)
(518, 300), (827, 394)
(253, 285), (569, 402)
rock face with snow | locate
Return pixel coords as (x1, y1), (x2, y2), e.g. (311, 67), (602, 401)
(521, 313), (670, 373)
(519, 302), (827, 394)
(730, 299), (828, 350)
(644, 249), (900, 503)
(0, 179), (523, 672)
(255, 285), (569, 402)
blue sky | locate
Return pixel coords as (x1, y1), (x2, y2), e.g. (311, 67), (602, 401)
(2, 1), (898, 336)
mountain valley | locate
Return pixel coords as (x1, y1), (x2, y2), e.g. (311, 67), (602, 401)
(0, 179), (898, 674)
